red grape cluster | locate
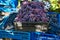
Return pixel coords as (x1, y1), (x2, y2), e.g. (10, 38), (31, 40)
(16, 1), (49, 23)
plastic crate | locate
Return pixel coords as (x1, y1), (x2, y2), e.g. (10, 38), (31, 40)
(30, 32), (60, 40)
(48, 12), (60, 33)
(0, 0), (18, 12)
(0, 13), (17, 29)
(0, 30), (30, 40)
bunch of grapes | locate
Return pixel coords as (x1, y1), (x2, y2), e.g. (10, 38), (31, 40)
(16, 1), (49, 23)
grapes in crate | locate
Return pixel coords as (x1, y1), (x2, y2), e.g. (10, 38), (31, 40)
(16, 1), (49, 23)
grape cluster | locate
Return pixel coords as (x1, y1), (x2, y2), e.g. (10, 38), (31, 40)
(16, 1), (49, 23)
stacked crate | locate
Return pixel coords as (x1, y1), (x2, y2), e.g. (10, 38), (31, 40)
(30, 32), (60, 40)
(48, 12), (60, 34)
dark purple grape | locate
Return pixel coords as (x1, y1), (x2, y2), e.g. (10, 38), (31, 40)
(16, 1), (49, 23)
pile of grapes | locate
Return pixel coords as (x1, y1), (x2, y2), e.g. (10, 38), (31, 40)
(16, 1), (49, 23)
